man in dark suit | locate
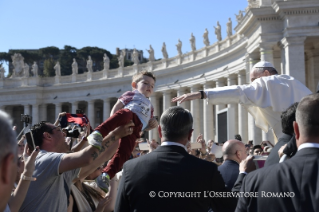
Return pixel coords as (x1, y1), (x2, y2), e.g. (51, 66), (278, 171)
(264, 102), (298, 167)
(115, 106), (237, 212)
(235, 93), (319, 212)
(218, 140), (247, 189)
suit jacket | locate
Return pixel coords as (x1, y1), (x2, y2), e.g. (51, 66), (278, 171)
(264, 133), (292, 167)
(218, 160), (239, 189)
(235, 148), (319, 212)
(115, 145), (237, 212)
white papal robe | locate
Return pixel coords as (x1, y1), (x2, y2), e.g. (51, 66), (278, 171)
(205, 75), (311, 142)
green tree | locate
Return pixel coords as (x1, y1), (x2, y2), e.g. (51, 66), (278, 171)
(77, 47), (112, 72)
(43, 58), (55, 77)
(39, 46), (60, 59)
(59, 45), (78, 75)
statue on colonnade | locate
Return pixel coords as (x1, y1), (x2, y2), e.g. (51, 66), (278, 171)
(72, 58), (78, 74)
(0, 64), (5, 79)
(132, 49), (139, 65)
(190, 33), (196, 52)
(203, 28), (210, 47)
(214, 21), (222, 42)
(161, 42), (168, 59)
(11, 53), (24, 77)
(54, 61), (61, 76)
(227, 18), (233, 37)
(176, 39), (183, 56)
(31, 62), (38, 77)
(147, 45), (155, 62)
(24, 63), (29, 77)
(118, 49), (126, 68)
(86, 56), (93, 72)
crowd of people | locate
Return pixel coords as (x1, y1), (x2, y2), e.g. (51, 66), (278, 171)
(1, 62), (319, 212)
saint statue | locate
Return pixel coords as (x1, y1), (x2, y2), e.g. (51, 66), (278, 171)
(132, 49), (139, 65)
(176, 39), (183, 56)
(54, 61), (61, 76)
(0, 64), (5, 79)
(203, 28), (210, 47)
(190, 33), (196, 52)
(118, 49), (126, 68)
(214, 21), (222, 42)
(31, 62), (38, 77)
(72, 58), (78, 75)
(86, 56), (93, 72)
(24, 63), (30, 77)
(235, 10), (244, 23)
(103, 53), (110, 70)
(161, 42), (168, 59)
(147, 45), (155, 62)
(227, 18), (233, 37)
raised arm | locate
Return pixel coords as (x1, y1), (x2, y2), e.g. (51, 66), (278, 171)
(110, 99), (124, 116)
(53, 112), (66, 126)
(59, 121), (134, 174)
(8, 145), (39, 212)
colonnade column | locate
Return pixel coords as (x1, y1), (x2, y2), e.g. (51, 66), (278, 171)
(238, 70), (248, 143)
(149, 93), (159, 142)
(227, 74), (238, 135)
(163, 90), (171, 112)
(190, 85), (200, 142)
(215, 78), (226, 111)
(24, 104), (31, 132)
(71, 101), (79, 114)
(88, 100), (95, 128)
(24, 104), (30, 115)
(103, 98), (110, 121)
(55, 102), (62, 121)
(260, 43), (274, 65)
(280, 36), (307, 84)
(32, 104), (39, 125)
(247, 53), (262, 145)
(203, 83), (214, 142)
(40, 104), (47, 122)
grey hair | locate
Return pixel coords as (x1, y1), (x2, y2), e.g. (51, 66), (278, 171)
(252, 67), (278, 75)
(160, 106), (193, 141)
(296, 93), (319, 137)
(0, 110), (17, 161)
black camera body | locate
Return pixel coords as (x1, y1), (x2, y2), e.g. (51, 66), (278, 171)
(21, 114), (32, 124)
(76, 109), (84, 114)
(66, 129), (80, 138)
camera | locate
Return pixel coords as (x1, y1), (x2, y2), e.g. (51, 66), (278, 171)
(21, 114), (32, 124)
(64, 127), (80, 138)
(76, 109), (84, 115)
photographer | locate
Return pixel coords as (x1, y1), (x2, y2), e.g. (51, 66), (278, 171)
(20, 120), (134, 212)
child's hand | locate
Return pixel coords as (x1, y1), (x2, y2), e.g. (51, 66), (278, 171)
(148, 118), (158, 129)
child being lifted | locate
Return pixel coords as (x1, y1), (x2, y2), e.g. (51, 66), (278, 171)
(88, 71), (157, 192)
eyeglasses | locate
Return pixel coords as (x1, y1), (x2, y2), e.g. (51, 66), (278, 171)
(18, 144), (25, 148)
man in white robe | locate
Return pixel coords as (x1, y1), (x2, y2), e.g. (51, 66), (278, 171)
(172, 61), (311, 143)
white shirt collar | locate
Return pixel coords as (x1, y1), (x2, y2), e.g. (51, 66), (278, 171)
(298, 143), (319, 151)
(161, 141), (187, 152)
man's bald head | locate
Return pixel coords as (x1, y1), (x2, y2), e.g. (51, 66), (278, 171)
(223, 139), (247, 162)
(295, 93), (319, 141)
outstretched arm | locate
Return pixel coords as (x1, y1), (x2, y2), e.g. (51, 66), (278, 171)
(171, 92), (206, 104)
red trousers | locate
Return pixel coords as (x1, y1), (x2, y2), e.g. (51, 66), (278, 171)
(95, 108), (142, 179)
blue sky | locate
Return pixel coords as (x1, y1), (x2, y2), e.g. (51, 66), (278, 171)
(0, 0), (247, 74)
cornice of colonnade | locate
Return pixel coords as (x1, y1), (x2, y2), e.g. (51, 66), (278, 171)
(1, 35), (249, 91)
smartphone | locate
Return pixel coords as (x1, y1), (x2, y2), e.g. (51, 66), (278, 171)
(139, 142), (149, 151)
(190, 142), (202, 149)
(25, 131), (36, 151)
